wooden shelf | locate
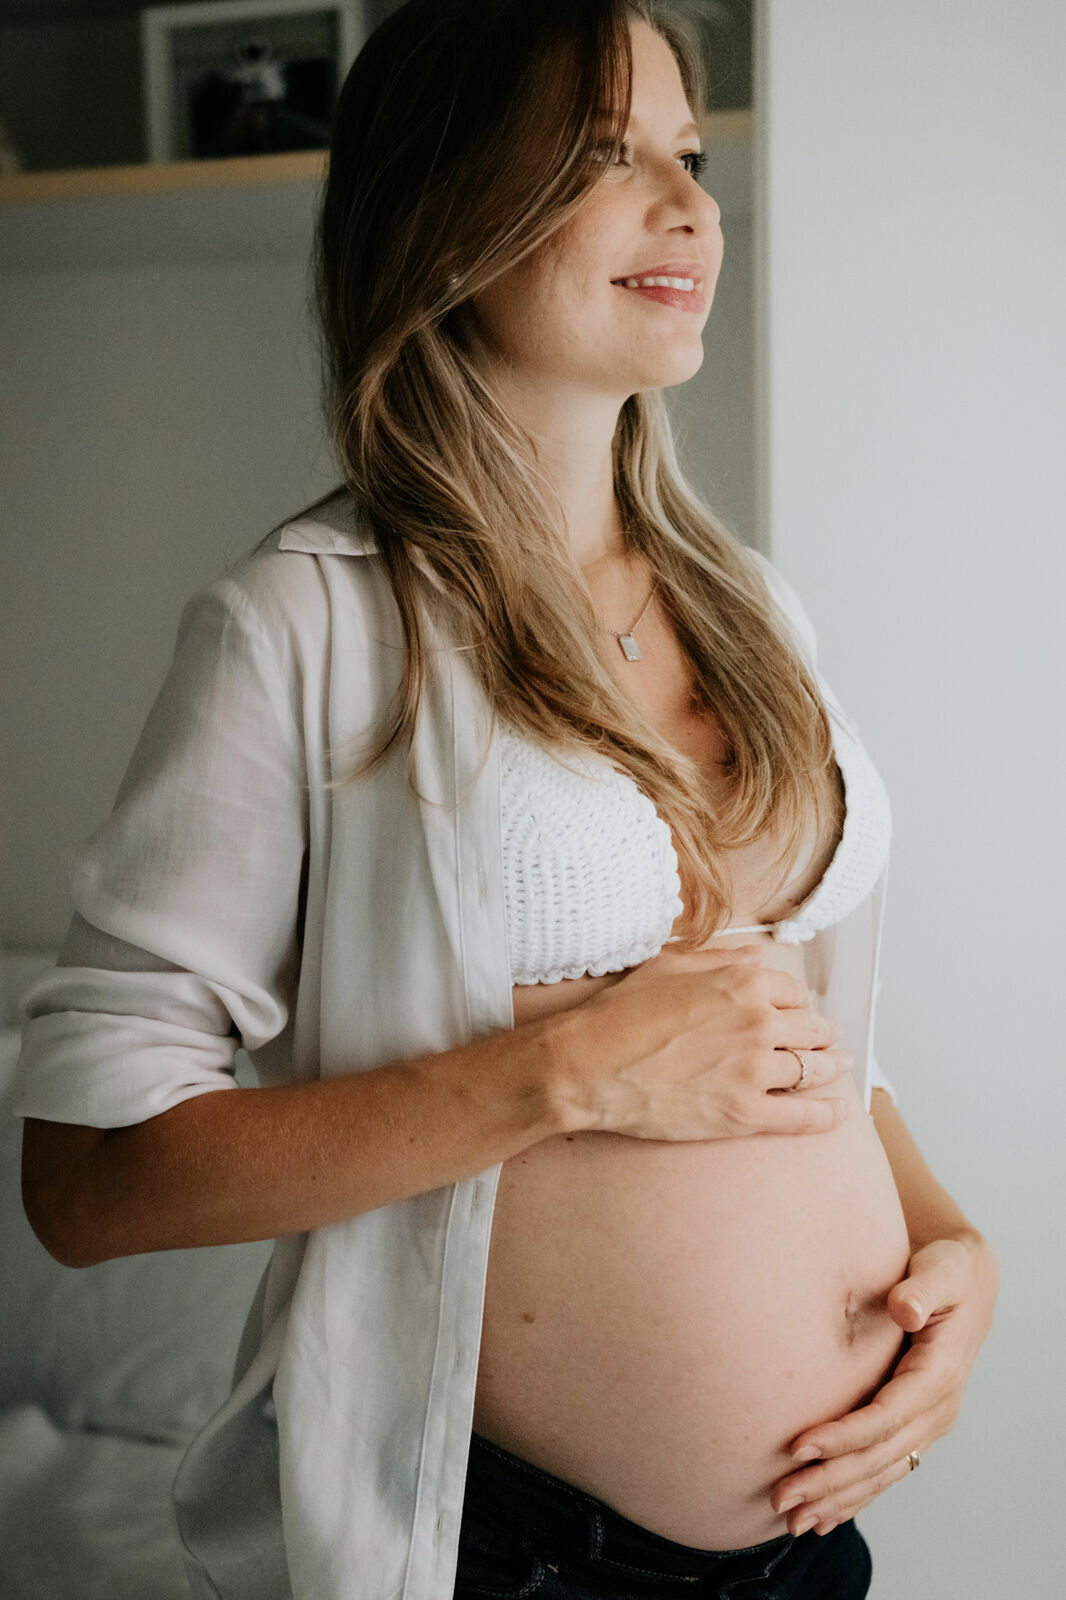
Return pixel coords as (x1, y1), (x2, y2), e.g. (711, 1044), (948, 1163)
(0, 148), (328, 205)
(0, 111), (752, 206)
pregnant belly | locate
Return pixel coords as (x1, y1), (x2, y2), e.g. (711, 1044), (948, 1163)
(472, 1092), (911, 1550)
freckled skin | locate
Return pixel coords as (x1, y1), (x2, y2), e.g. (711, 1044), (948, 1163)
(477, 1125), (910, 1548)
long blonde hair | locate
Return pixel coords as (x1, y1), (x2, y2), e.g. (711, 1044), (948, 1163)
(303, 0), (840, 946)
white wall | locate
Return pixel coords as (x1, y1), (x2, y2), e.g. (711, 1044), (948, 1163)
(758, 3), (1065, 1595)
(667, 136), (756, 548)
(0, 236), (338, 948)
(669, 210), (755, 548)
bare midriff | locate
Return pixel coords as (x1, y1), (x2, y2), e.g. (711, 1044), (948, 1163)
(471, 577), (911, 1550)
(473, 938), (910, 1549)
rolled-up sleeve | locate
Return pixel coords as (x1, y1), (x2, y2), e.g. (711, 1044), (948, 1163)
(12, 575), (307, 1128)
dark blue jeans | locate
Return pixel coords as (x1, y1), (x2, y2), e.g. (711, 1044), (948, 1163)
(454, 1432), (872, 1599)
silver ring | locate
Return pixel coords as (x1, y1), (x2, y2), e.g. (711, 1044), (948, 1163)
(906, 1449), (921, 1472)
(783, 1047), (809, 1091)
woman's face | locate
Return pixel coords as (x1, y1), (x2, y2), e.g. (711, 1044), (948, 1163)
(468, 19), (723, 407)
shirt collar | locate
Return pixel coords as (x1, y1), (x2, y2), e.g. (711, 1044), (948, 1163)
(275, 490), (379, 557)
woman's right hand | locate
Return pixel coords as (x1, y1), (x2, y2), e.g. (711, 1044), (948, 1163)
(556, 944), (857, 1142)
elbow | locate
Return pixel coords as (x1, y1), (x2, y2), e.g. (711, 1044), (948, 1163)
(21, 1170), (110, 1269)
(20, 1119), (122, 1268)
(38, 1232), (107, 1272)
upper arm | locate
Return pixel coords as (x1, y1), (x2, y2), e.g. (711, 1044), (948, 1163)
(12, 574), (309, 1137)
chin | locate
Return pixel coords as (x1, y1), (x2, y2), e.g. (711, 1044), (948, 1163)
(631, 346), (705, 391)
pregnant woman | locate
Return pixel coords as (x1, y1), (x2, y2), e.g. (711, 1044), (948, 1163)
(15, 4), (998, 1599)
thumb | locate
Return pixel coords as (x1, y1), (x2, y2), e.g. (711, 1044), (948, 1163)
(888, 1274), (933, 1332)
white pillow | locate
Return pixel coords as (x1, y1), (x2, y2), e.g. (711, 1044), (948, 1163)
(0, 1403), (190, 1599)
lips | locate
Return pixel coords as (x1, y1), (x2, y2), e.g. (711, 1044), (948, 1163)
(611, 263), (706, 315)
(611, 260), (704, 286)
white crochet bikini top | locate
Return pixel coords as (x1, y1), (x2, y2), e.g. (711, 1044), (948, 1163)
(500, 693), (892, 986)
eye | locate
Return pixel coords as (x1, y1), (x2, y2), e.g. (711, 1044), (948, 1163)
(600, 139), (632, 166)
(593, 141), (709, 181)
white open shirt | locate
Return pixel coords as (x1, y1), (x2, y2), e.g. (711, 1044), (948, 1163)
(13, 491), (898, 1600)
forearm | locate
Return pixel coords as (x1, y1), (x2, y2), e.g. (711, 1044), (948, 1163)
(869, 1086), (988, 1254)
(29, 1015), (572, 1267)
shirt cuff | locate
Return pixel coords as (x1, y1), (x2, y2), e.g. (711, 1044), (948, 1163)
(12, 965), (241, 1127)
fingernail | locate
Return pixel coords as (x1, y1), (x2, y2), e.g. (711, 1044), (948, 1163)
(792, 1445), (822, 1462)
(794, 1513), (818, 1535)
(778, 1493), (806, 1513)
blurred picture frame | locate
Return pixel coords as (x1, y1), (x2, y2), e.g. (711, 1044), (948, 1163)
(141, 0), (366, 163)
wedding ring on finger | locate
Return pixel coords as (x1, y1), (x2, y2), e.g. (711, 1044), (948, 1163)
(795, 1451), (922, 1539)
(783, 1046), (809, 1091)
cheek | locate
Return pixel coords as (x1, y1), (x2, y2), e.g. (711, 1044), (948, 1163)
(519, 273), (609, 355)
(471, 279), (539, 358)
(473, 253), (638, 371)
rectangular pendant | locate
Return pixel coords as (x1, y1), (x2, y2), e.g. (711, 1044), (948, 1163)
(618, 633), (642, 661)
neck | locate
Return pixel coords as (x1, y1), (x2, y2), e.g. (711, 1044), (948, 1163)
(476, 357), (631, 567)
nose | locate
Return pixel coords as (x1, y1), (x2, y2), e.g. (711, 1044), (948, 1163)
(655, 157), (721, 235)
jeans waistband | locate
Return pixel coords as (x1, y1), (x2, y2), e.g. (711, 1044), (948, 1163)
(464, 1431), (796, 1583)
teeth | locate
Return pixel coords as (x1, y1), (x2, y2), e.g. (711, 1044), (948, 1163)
(621, 275), (696, 291)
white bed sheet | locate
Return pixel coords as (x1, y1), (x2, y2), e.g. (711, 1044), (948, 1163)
(0, 1403), (190, 1600)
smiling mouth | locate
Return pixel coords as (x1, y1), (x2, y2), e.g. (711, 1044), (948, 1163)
(613, 273), (699, 290)
(611, 276), (706, 313)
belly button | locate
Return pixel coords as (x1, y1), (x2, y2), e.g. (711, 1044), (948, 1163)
(841, 1288), (882, 1345)
(841, 1291), (862, 1346)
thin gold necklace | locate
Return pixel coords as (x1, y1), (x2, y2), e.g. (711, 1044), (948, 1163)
(600, 578), (657, 661)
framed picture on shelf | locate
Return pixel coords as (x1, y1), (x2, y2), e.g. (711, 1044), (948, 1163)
(141, 0), (366, 163)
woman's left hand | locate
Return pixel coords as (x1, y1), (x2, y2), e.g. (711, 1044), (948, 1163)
(770, 1230), (999, 1536)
